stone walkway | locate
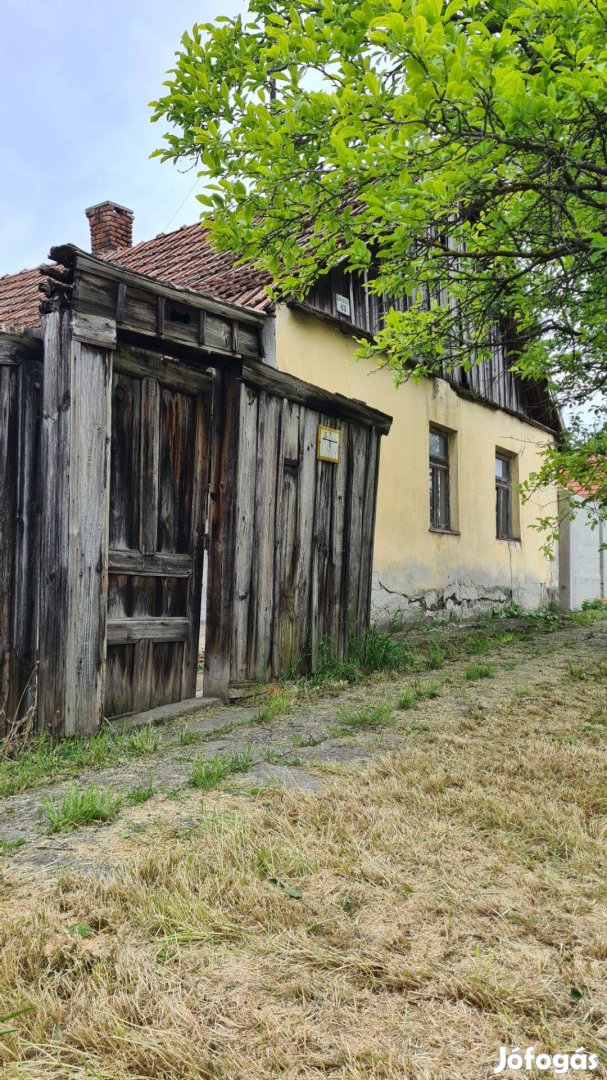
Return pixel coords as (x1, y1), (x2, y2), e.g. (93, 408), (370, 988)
(1, 621), (604, 883)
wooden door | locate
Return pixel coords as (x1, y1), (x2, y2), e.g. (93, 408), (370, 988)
(104, 350), (211, 718)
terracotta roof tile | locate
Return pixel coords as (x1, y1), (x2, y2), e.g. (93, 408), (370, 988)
(105, 224), (272, 311)
(0, 224), (271, 332)
(0, 267), (44, 332)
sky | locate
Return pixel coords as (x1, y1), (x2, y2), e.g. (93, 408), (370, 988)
(0, 0), (246, 275)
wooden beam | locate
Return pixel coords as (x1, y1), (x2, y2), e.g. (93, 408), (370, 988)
(113, 346), (212, 394)
(156, 296), (165, 336)
(108, 550), (193, 577)
(242, 359), (393, 435)
(116, 282), (127, 323)
(52, 245), (266, 327)
(204, 361), (242, 702)
(38, 311), (112, 736)
(71, 311), (117, 349)
(107, 617), (189, 644)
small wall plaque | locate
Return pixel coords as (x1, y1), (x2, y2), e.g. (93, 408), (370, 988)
(317, 425), (341, 463)
(335, 293), (351, 317)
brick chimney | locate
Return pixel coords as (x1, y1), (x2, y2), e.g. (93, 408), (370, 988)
(85, 201), (134, 256)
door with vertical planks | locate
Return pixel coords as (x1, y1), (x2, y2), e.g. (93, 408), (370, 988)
(104, 348), (211, 718)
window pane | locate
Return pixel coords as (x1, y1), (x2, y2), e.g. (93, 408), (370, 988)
(496, 484), (511, 538)
(437, 469), (449, 527)
(430, 465), (449, 529)
(495, 455), (510, 479)
(430, 430), (448, 459)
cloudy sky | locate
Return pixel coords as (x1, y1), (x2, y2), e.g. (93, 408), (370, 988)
(0, 0), (245, 275)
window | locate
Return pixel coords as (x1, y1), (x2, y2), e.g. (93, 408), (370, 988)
(496, 453), (513, 539)
(429, 428), (450, 530)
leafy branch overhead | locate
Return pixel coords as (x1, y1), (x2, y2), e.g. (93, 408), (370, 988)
(152, 0), (607, 509)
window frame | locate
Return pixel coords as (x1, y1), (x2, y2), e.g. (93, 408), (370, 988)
(495, 452), (514, 540)
(429, 426), (451, 532)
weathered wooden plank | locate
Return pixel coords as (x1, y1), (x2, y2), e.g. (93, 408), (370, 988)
(250, 391), (282, 681)
(157, 386), (195, 554)
(151, 642), (186, 707)
(343, 423), (367, 638)
(38, 314), (113, 736)
(204, 362), (242, 701)
(0, 333), (42, 364)
(116, 282), (127, 324)
(129, 576), (156, 715)
(139, 377), (160, 555)
(108, 550), (193, 577)
(109, 371), (141, 550)
(0, 364), (18, 733)
(107, 617), (189, 644)
(329, 420), (348, 654)
(38, 310), (73, 735)
(71, 311), (117, 349)
(104, 645), (135, 719)
(113, 346), (212, 394)
(290, 407), (317, 669)
(63, 249), (264, 327)
(242, 359), (392, 434)
(357, 428), (379, 635)
(9, 351), (43, 723)
(181, 389), (210, 700)
(270, 394), (287, 679)
(231, 386), (259, 683)
(310, 416), (334, 671)
(66, 341), (113, 734)
(71, 263), (261, 359)
(275, 399), (300, 673)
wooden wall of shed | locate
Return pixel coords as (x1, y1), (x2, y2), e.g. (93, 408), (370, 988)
(0, 335), (42, 736)
(229, 383), (381, 685)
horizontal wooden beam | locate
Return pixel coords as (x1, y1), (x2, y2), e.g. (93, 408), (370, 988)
(72, 311), (117, 349)
(241, 359), (393, 435)
(0, 331), (43, 364)
(50, 245), (266, 327)
(108, 550), (193, 577)
(106, 617), (190, 644)
(113, 347), (212, 395)
(287, 299), (376, 342)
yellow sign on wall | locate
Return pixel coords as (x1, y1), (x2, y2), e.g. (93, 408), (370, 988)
(317, 424), (341, 463)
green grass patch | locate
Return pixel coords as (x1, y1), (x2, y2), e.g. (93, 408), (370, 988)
(261, 748), (282, 764)
(0, 837), (26, 854)
(178, 730), (204, 746)
(125, 784), (155, 806)
(188, 748), (253, 791)
(285, 627), (407, 688)
(397, 679), (441, 710)
(42, 785), (123, 832)
(292, 732), (322, 748)
(465, 663), (495, 681)
(0, 725), (162, 799)
(332, 701), (394, 735)
(255, 690), (297, 724)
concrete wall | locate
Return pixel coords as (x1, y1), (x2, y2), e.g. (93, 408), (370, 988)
(273, 305), (560, 623)
(559, 493), (604, 610)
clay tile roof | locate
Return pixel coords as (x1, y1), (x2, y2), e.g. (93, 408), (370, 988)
(0, 223), (271, 332)
(103, 224), (272, 312)
(0, 267), (44, 332)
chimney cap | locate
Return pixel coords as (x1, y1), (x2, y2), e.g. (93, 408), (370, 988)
(85, 200), (134, 218)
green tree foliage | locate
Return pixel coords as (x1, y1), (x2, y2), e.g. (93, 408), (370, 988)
(151, 0), (607, 506)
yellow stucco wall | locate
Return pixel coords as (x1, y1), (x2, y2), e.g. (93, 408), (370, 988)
(273, 304), (559, 621)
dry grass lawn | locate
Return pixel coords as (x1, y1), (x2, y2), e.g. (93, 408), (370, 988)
(2, 628), (607, 1077)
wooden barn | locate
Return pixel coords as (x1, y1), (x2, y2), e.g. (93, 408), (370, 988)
(0, 242), (391, 739)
